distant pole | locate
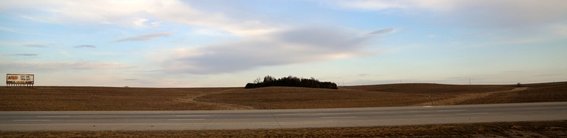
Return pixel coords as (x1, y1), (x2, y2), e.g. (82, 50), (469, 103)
(468, 78), (471, 85)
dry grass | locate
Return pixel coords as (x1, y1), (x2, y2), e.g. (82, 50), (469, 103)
(460, 82), (567, 104)
(0, 87), (244, 111)
(1, 121), (565, 137)
(343, 83), (515, 94)
(1, 82), (566, 111)
(197, 87), (435, 109)
(197, 84), (516, 109)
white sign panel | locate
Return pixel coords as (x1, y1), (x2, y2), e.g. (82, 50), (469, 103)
(6, 74), (34, 85)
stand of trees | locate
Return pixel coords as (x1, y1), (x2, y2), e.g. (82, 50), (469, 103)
(245, 76), (338, 89)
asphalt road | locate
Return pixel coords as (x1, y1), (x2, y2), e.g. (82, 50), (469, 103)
(1, 102), (566, 131)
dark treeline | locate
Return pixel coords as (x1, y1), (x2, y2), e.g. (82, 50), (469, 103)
(245, 76), (338, 89)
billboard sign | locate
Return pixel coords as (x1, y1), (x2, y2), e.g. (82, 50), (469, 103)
(6, 74), (34, 86)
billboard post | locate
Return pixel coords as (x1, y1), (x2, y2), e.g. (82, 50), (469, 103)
(6, 74), (34, 87)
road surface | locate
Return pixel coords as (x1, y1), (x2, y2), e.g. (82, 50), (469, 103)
(1, 102), (566, 131)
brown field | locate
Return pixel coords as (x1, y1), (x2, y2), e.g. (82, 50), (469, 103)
(0, 87), (249, 111)
(0, 82), (566, 111)
(196, 84), (514, 109)
(460, 82), (567, 104)
(198, 83), (566, 109)
(1, 121), (565, 137)
(343, 83), (514, 93)
(197, 87), (433, 109)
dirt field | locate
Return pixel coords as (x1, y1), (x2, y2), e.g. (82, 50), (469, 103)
(198, 82), (566, 109)
(197, 87), (432, 109)
(0, 82), (566, 111)
(1, 121), (565, 137)
(343, 83), (514, 93)
(197, 84), (518, 109)
(0, 87), (248, 111)
(460, 82), (567, 104)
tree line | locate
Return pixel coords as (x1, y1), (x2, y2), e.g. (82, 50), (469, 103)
(245, 75), (338, 89)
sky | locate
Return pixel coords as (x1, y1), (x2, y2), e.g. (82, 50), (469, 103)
(0, 0), (566, 87)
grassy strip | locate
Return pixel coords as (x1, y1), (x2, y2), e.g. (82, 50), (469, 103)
(1, 121), (566, 138)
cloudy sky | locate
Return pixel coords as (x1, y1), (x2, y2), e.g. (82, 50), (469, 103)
(1, 0), (566, 87)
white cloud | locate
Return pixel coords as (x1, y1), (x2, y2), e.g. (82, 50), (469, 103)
(0, 0), (281, 36)
(0, 61), (132, 71)
(23, 44), (48, 48)
(74, 45), (96, 48)
(332, 0), (567, 27)
(329, 0), (455, 11)
(331, 0), (567, 45)
(162, 27), (392, 74)
(369, 28), (395, 35)
(132, 18), (159, 28)
(549, 24), (567, 37)
(114, 32), (171, 42)
(9, 53), (38, 57)
(333, 0), (406, 11)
